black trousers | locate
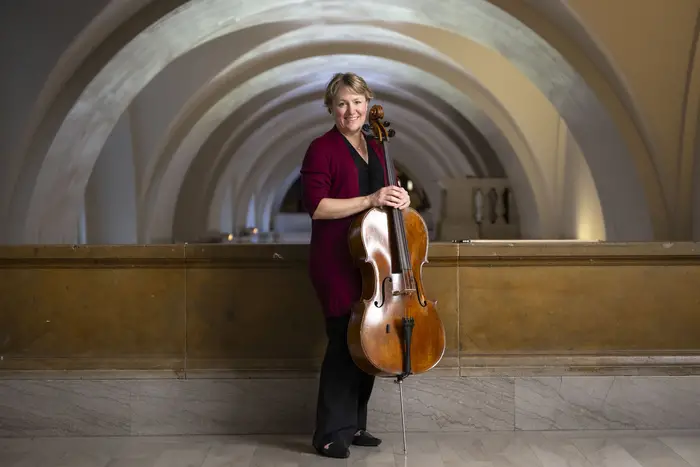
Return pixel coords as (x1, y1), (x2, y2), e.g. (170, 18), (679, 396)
(313, 314), (375, 448)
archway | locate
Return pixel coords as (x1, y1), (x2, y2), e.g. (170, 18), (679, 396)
(4, 0), (664, 244)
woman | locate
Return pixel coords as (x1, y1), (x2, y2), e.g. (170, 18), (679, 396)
(300, 72), (410, 458)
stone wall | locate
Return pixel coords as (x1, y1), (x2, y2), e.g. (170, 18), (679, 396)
(1, 241), (699, 376)
(1, 242), (700, 437)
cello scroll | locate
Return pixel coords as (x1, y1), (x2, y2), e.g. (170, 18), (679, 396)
(365, 105), (395, 143)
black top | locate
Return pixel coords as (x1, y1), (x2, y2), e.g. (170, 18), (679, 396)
(342, 135), (385, 196)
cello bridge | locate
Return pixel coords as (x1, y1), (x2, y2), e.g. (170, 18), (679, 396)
(392, 288), (416, 296)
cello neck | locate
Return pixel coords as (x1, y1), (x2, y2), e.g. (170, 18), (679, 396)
(365, 106), (413, 280)
(381, 141), (412, 274)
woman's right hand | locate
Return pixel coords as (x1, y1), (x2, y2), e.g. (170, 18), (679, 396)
(368, 186), (409, 209)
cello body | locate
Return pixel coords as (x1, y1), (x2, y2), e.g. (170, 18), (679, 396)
(347, 105), (446, 379)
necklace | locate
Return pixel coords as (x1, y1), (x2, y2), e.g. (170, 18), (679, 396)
(352, 137), (366, 155)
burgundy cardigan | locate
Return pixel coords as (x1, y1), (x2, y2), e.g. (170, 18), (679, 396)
(300, 125), (390, 318)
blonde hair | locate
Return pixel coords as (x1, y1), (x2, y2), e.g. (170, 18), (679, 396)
(323, 72), (374, 113)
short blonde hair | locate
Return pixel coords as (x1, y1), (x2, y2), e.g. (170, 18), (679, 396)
(323, 72), (374, 113)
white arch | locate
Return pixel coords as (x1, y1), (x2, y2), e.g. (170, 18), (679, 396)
(528, 0), (658, 171)
(153, 75), (476, 240)
(169, 73), (516, 240)
(139, 24), (449, 202)
(1, 0), (151, 213)
(214, 94), (548, 239)
(5, 0), (654, 234)
(142, 41), (494, 242)
(170, 67), (548, 241)
(167, 51), (551, 241)
(8, 0), (661, 242)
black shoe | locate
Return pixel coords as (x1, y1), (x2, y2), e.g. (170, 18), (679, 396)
(314, 441), (350, 459)
(352, 430), (382, 447)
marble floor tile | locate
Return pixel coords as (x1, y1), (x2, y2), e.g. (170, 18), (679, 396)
(616, 436), (695, 467)
(659, 435), (700, 467)
(518, 432), (594, 467)
(200, 441), (257, 467)
(569, 438), (649, 467)
(0, 430), (699, 466)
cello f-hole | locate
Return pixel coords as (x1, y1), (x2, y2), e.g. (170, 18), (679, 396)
(374, 276), (392, 308)
(417, 292), (427, 307)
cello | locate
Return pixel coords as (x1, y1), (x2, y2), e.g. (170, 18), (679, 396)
(347, 104), (446, 453)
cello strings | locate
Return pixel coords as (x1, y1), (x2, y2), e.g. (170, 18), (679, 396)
(385, 145), (414, 320)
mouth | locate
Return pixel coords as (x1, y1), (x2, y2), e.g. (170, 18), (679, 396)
(345, 115), (360, 122)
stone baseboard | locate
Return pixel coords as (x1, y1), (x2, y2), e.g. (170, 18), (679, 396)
(1, 374), (699, 437)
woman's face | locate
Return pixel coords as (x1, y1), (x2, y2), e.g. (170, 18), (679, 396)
(332, 85), (368, 134)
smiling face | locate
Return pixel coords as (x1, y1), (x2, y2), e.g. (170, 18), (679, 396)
(331, 85), (368, 134)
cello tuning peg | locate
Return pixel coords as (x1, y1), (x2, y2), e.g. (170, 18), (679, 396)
(384, 121), (391, 127)
(388, 129), (396, 137)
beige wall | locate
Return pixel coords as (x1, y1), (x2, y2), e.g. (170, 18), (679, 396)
(1, 243), (698, 376)
(566, 0), (700, 236)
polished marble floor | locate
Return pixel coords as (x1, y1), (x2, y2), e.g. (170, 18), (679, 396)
(1, 430), (699, 466)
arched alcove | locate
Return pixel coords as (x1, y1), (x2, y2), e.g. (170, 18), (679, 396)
(278, 176), (304, 215)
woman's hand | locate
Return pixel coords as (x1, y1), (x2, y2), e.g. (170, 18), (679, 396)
(369, 186), (411, 210)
